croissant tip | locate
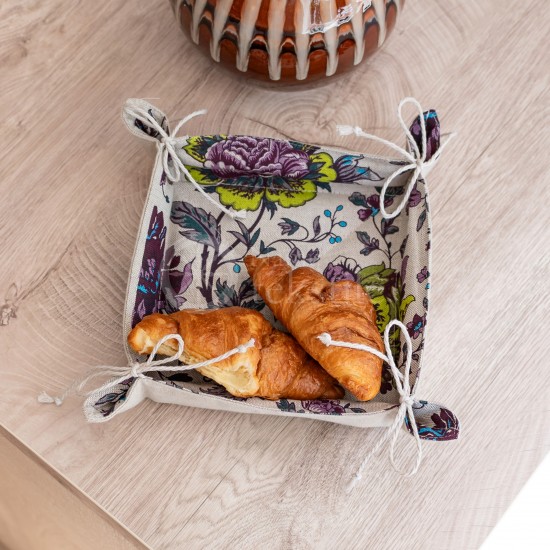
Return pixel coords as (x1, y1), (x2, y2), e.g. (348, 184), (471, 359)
(243, 255), (258, 274)
(127, 326), (149, 354)
(348, 383), (379, 402)
(320, 384), (345, 400)
(128, 313), (180, 355)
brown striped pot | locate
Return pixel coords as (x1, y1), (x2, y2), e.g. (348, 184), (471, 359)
(169, 0), (404, 82)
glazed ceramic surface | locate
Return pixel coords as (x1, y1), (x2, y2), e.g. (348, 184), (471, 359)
(170, 0), (404, 82)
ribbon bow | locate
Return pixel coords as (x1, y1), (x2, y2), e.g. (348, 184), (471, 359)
(124, 104), (246, 220)
(318, 319), (422, 490)
(337, 97), (456, 220)
(38, 333), (255, 407)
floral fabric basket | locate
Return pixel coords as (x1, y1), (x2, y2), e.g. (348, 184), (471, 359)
(74, 98), (459, 458)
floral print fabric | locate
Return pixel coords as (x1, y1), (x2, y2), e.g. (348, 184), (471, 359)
(94, 100), (460, 441)
(183, 134), (379, 213)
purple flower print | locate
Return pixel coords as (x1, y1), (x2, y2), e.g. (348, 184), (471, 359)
(356, 232), (380, 256)
(323, 257), (359, 282)
(278, 218), (300, 236)
(140, 259), (160, 292)
(409, 110), (440, 162)
(302, 400), (346, 415)
(204, 136), (310, 179)
(417, 266), (430, 283)
(408, 184), (422, 208)
(132, 206), (166, 327)
(430, 408), (460, 441)
(159, 246), (195, 314)
(357, 194), (393, 220)
(305, 248), (320, 264)
(407, 313), (427, 339)
(289, 247), (303, 266)
(407, 402), (461, 441)
(333, 155), (382, 183)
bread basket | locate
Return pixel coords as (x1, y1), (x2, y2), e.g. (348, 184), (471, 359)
(39, 98), (459, 478)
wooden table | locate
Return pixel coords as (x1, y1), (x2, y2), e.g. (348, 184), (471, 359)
(1, 1), (549, 548)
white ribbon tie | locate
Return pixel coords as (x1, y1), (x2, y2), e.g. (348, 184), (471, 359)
(38, 333), (255, 407)
(125, 105), (246, 220)
(337, 97), (456, 220)
(318, 319), (422, 490)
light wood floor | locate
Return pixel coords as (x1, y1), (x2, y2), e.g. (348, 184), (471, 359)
(1, 1), (549, 548)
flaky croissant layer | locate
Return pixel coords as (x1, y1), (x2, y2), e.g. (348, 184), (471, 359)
(244, 255), (384, 401)
(128, 307), (344, 401)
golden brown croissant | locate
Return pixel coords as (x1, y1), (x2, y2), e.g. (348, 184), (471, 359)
(127, 307), (344, 400)
(244, 255), (384, 401)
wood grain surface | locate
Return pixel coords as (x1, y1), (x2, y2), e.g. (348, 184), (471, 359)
(1, 0), (549, 548)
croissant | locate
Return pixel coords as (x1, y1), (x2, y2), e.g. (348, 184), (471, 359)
(128, 307), (344, 400)
(244, 255), (384, 401)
